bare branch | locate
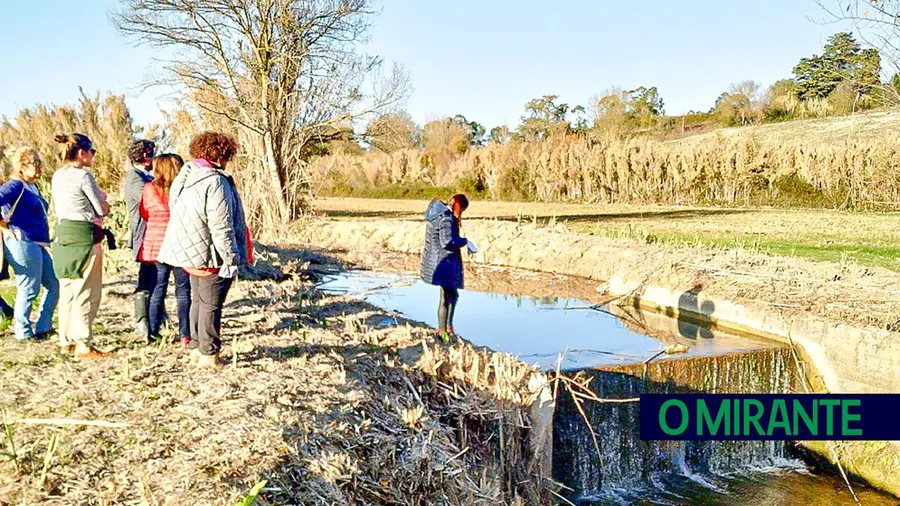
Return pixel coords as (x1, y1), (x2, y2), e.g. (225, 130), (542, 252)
(112, 0), (407, 224)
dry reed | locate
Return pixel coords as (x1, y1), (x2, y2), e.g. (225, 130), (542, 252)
(0, 242), (553, 505)
(312, 131), (900, 208)
(0, 92), (136, 188)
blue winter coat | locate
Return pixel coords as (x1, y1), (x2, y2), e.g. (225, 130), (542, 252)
(0, 180), (50, 243)
(420, 199), (467, 289)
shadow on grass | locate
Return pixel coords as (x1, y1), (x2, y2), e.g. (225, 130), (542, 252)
(324, 209), (418, 220)
(488, 208), (751, 224)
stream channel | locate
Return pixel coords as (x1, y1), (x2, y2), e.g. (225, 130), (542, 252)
(319, 266), (898, 506)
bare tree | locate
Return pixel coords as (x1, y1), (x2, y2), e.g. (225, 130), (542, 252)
(421, 117), (470, 171)
(112, 0), (409, 225)
(365, 111), (419, 153)
(729, 80), (763, 125)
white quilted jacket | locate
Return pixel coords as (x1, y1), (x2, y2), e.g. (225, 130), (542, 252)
(157, 160), (250, 269)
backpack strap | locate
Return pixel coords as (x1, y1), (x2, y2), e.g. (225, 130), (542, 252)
(0, 182), (27, 235)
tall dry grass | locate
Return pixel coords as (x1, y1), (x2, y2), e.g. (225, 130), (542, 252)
(0, 91), (135, 188)
(312, 132), (900, 208)
(0, 92), (296, 232)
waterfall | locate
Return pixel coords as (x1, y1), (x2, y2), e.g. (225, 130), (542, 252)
(553, 348), (799, 502)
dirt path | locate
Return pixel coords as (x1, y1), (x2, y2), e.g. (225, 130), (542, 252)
(0, 245), (541, 505)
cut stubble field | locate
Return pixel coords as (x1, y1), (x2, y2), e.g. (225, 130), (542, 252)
(315, 197), (900, 272)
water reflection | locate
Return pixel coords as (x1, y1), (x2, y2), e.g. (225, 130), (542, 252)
(676, 285), (717, 340)
(318, 270), (780, 371)
(318, 269), (898, 505)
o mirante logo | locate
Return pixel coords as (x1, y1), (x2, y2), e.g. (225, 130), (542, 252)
(640, 394), (897, 441)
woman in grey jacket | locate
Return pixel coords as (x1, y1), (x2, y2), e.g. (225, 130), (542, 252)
(158, 132), (250, 369)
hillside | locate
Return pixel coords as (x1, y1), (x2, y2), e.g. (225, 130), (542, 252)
(669, 108), (900, 146)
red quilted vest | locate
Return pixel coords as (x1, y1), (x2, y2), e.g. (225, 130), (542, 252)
(138, 184), (170, 263)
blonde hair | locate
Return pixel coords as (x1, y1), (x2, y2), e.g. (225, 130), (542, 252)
(4, 147), (41, 179)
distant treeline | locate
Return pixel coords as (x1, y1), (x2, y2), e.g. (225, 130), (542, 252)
(311, 31), (900, 208)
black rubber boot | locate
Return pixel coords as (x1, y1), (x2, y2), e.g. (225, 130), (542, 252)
(0, 298), (14, 321)
(134, 291), (150, 342)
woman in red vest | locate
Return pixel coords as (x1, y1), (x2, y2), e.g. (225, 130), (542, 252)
(139, 153), (192, 345)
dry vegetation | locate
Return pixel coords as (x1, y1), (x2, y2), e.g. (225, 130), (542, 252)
(315, 197), (900, 272)
(0, 244), (550, 505)
(313, 112), (900, 209)
(0, 92), (137, 188)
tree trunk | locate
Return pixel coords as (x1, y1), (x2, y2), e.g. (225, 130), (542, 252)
(263, 129), (291, 224)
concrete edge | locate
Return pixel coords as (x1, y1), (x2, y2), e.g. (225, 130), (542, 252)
(605, 275), (900, 496)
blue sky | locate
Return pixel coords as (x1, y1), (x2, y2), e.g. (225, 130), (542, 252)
(1, 0), (851, 131)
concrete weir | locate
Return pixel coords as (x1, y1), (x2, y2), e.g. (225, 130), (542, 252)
(606, 275), (900, 496)
(553, 349), (798, 501)
(303, 218), (900, 497)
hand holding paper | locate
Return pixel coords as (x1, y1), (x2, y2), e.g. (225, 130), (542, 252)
(466, 240), (478, 254)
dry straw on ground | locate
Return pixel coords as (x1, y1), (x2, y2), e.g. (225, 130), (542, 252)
(0, 244), (551, 505)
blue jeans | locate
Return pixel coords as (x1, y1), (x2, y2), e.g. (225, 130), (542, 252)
(4, 239), (59, 340)
(149, 263), (191, 339)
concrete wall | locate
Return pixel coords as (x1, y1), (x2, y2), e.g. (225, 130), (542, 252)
(302, 218), (900, 495)
(604, 276), (900, 496)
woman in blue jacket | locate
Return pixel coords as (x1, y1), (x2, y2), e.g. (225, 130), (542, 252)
(0, 148), (58, 341)
(419, 194), (471, 341)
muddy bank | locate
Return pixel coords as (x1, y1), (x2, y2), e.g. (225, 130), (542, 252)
(301, 218), (900, 496)
(302, 219), (900, 331)
(0, 244), (549, 505)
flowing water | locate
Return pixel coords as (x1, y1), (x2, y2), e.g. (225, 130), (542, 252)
(319, 269), (898, 505)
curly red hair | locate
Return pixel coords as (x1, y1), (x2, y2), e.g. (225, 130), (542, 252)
(189, 131), (238, 166)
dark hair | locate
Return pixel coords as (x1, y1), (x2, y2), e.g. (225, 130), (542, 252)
(129, 139), (156, 164)
(449, 193), (469, 211)
(189, 132), (238, 166)
(54, 133), (93, 162)
(151, 154), (184, 199)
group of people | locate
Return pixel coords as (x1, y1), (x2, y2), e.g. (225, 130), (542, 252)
(0, 131), (252, 368)
(1, 124), (470, 364)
